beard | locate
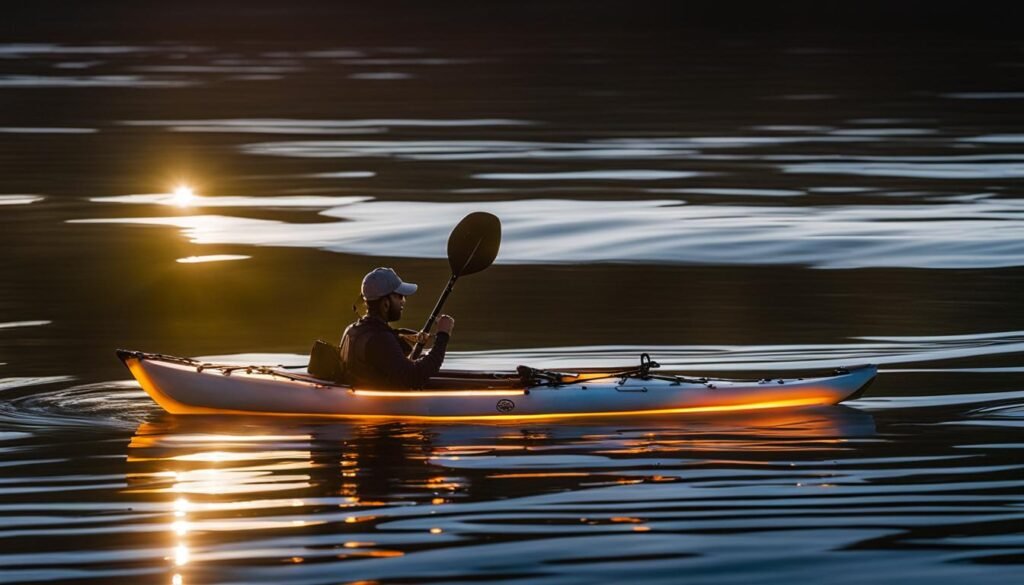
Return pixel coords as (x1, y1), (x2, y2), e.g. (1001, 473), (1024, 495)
(387, 302), (403, 322)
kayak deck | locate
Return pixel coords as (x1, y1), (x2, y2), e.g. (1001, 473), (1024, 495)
(117, 349), (877, 420)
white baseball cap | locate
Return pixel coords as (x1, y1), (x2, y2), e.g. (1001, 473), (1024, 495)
(361, 267), (418, 300)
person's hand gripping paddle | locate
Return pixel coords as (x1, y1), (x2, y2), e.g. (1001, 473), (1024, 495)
(409, 212), (501, 359)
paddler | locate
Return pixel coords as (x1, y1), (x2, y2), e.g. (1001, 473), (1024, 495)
(339, 267), (455, 389)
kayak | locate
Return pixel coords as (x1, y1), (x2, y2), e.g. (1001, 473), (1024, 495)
(117, 349), (877, 420)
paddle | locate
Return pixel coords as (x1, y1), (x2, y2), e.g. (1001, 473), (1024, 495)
(409, 212), (501, 359)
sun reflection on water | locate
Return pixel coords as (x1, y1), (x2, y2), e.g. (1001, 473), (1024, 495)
(171, 184), (195, 207)
(171, 495), (190, 582)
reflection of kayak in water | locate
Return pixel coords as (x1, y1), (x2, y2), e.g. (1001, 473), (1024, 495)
(117, 350), (877, 421)
(422, 405), (878, 443)
(124, 405), (875, 494)
(128, 404), (876, 449)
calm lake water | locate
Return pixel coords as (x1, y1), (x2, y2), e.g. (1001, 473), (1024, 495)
(1, 6), (1023, 583)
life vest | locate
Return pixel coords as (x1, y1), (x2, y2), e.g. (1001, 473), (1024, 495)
(338, 316), (412, 386)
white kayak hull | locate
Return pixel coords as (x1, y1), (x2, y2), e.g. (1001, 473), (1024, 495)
(118, 350), (877, 420)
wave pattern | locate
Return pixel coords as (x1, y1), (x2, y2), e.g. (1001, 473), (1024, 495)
(4, 34), (1024, 585)
(15, 39), (1017, 271)
(72, 197), (1024, 269)
(1, 332), (1022, 583)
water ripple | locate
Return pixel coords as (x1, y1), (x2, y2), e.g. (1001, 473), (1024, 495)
(0, 127), (97, 134)
(239, 135), (870, 161)
(0, 43), (174, 56)
(783, 162), (1024, 179)
(0, 195), (45, 205)
(0, 380), (155, 431)
(0, 320), (51, 329)
(962, 134), (1024, 144)
(72, 197), (1024, 269)
(124, 118), (533, 135)
(474, 170), (700, 181)
(1, 368), (1020, 584)
(943, 92), (1024, 100)
(0, 75), (198, 88)
(90, 193), (371, 208)
(349, 72), (414, 80)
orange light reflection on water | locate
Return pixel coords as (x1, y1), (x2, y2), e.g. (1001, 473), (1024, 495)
(142, 433), (311, 445)
(127, 429), (330, 580)
(488, 472), (591, 479)
(127, 420), (426, 583)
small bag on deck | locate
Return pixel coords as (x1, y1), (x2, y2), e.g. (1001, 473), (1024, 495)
(307, 339), (343, 382)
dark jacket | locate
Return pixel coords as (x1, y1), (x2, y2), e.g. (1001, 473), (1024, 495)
(339, 315), (450, 389)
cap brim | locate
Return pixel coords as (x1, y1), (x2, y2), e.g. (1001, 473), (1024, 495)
(395, 282), (418, 295)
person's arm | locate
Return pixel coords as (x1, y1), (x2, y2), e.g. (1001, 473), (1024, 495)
(396, 328), (431, 349)
(364, 330), (450, 389)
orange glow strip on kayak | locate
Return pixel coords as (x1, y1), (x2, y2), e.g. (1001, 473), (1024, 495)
(352, 389), (526, 397)
(377, 397), (835, 421)
(486, 472), (591, 479)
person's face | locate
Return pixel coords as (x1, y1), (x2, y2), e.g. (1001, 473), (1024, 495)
(384, 292), (405, 322)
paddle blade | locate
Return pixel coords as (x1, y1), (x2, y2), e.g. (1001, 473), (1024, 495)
(447, 212), (501, 277)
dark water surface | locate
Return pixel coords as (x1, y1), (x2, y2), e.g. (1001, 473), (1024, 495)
(2, 5), (1023, 583)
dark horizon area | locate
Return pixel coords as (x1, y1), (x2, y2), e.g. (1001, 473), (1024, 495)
(5, 0), (1024, 44)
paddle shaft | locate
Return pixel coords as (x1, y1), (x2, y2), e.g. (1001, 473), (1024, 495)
(410, 274), (457, 359)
